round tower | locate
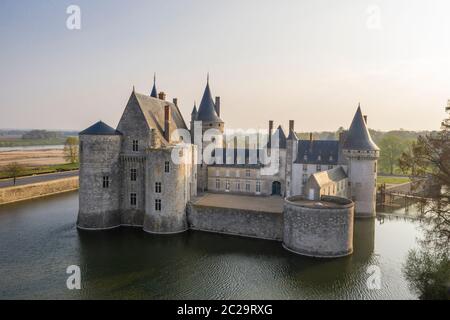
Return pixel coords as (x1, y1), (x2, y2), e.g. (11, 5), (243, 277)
(193, 76), (224, 191)
(77, 121), (122, 229)
(342, 105), (380, 218)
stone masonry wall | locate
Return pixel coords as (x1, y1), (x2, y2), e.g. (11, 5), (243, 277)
(0, 177), (78, 205)
(187, 203), (283, 241)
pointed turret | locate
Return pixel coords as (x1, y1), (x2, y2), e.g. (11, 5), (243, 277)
(191, 101), (198, 120)
(150, 73), (158, 98)
(196, 75), (222, 122)
(343, 105), (379, 151)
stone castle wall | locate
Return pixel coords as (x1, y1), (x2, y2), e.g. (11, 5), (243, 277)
(0, 177), (78, 205)
(283, 195), (354, 258)
(186, 202), (283, 241)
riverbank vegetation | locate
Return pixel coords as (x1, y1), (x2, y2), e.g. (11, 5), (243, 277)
(400, 108), (450, 300)
(0, 129), (78, 147)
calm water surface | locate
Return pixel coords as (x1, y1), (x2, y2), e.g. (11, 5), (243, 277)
(0, 192), (421, 299)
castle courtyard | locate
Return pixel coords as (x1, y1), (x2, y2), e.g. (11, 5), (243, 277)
(191, 193), (284, 214)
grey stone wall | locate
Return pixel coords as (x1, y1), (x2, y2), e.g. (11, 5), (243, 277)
(283, 195), (354, 258)
(77, 134), (122, 229)
(0, 177), (78, 205)
(187, 203), (283, 241)
(143, 146), (193, 234)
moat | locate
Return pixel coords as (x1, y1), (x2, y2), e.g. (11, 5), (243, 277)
(0, 191), (421, 299)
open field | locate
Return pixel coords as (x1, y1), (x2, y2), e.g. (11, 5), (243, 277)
(0, 148), (67, 167)
(0, 148), (79, 179)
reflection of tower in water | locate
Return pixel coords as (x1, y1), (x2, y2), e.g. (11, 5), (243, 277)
(353, 218), (376, 261)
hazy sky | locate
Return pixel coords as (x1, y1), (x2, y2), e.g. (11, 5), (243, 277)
(1, 0), (449, 132)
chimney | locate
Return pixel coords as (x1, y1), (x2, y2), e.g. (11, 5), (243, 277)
(158, 91), (166, 100)
(172, 98), (178, 107)
(309, 132), (313, 142)
(309, 132), (313, 152)
(289, 120), (294, 132)
(363, 115), (368, 124)
(215, 96), (221, 117)
(164, 105), (171, 143)
(269, 120), (274, 147)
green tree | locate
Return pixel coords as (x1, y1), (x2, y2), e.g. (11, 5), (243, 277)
(2, 162), (25, 185)
(64, 137), (79, 164)
(378, 135), (408, 174)
(401, 104), (450, 300)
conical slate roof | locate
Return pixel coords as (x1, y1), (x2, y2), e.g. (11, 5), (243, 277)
(196, 81), (222, 122)
(343, 106), (379, 151)
(79, 121), (121, 135)
(191, 102), (198, 119)
(150, 73), (157, 98)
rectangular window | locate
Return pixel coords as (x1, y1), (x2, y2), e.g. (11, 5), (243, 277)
(303, 164), (307, 172)
(216, 179), (220, 189)
(225, 180), (230, 191)
(155, 182), (161, 193)
(130, 168), (137, 181)
(256, 180), (261, 193)
(236, 181), (241, 190)
(132, 140), (139, 152)
(374, 162), (377, 173)
(328, 165), (333, 170)
(130, 193), (137, 206)
(165, 161), (170, 173)
(102, 176), (109, 188)
(245, 169), (251, 177)
(245, 181), (251, 192)
(316, 164), (321, 172)
(155, 199), (161, 211)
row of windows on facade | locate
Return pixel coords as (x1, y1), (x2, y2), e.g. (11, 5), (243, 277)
(103, 176), (163, 194)
(215, 179), (261, 193)
(302, 164), (334, 173)
(214, 169), (253, 178)
(129, 193), (161, 210)
(102, 161), (170, 188)
(302, 154), (334, 162)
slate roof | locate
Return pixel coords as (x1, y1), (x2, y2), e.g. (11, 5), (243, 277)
(309, 166), (347, 188)
(295, 140), (339, 165)
(343, 106), (379, 151)
(133, 92), (188, 132)
(196, 81), (222, 122)
(150, 74), (157, 98)
(79, 121), (122, 136)
(267, 125), (287, 149)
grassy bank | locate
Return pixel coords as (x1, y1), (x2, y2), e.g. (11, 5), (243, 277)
(0, 138), (66, 147)
(377, 175), (411, 186)
(0, 163), (79, 179)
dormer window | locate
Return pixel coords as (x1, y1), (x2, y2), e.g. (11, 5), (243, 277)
(318, 155), (321, 161)
(303, 155), (307, 161)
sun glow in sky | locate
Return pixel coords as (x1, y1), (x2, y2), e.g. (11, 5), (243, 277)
(0, 0), (449, 131)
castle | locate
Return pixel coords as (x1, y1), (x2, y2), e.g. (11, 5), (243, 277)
(77, 76), (380, 258)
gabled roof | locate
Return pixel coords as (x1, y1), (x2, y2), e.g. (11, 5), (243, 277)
(268, 125), (287, 149)
(295, 140), (339, 165)
(129, 92), (188, 144)
(79, 121), (121, 136)
(309, 166), (347, 188)
(287, 129), (299, 141)
(196, 81), (222, 122)
(343, 105), (379, 151)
